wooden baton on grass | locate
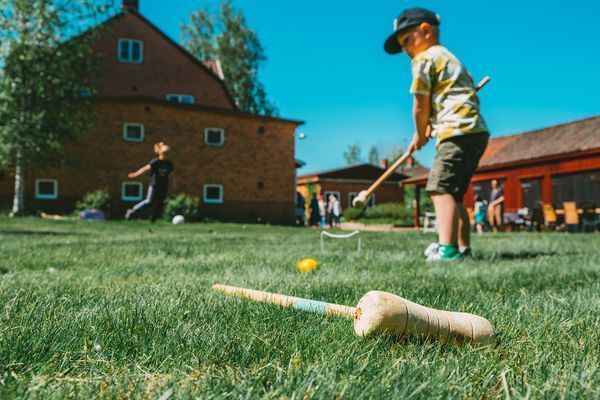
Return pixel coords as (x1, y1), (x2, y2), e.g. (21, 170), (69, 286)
(352, 76), (491, 208)
(212, 284), (495, 345)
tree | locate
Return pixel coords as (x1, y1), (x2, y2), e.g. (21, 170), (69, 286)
(181, 1), (277, 116)
(368, 146), (379, 166)
(0, 0), (115, 214)
(343, 144), (362, 165)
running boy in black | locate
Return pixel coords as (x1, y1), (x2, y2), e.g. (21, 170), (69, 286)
(126, 142), (173, 222)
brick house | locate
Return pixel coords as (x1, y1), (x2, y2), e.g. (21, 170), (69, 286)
(404, 115), (600, 226)
(297, 163), (407, 211)
(0, 0), (304, 224)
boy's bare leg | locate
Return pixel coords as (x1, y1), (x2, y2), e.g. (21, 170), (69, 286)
(431, 193), (457, 245)
(457, 203), (470, 248)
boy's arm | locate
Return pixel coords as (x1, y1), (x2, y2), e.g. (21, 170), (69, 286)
(128, 164), (151, 179)
(410, 93), (431, 151)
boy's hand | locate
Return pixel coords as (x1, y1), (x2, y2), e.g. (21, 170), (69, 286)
(127, 172), (136, 179)
(410, 131), (428, 151)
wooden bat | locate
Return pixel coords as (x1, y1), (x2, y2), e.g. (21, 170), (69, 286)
(212, 284), (495, 345)
(352, 76), (491, 208)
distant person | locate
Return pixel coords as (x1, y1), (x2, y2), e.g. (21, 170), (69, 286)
(473, 194), (487, 234)
(328, 194), (342, 229)
(318, 195), (327, 228)
(308, 193), (320, 227)
(488, 179), (504, 232)
(295, 191), (306, 226)
(126, 142), (173, 222)
(383, 7), (489, 261)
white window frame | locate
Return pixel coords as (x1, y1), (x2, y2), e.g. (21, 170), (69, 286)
(349, 192), (376, 208)
(118, 39), (143, 63)
(205, 127), (225, 146)
(123, 123), (145, 142)
(203, 184), (223, 204)
(122, 181), (143, 202)
(166, 93), (195, 104)
(35, 179), (58, 200)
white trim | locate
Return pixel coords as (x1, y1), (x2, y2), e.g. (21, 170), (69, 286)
(123, 123), (145, 142)
(118, 39), (143, 63)
(35, 179), (58, 200)
(166, 93), (195, 104)
(205, 127), (225, 146)
(203, 184), (223, 204)
(122, 181), (143, 202)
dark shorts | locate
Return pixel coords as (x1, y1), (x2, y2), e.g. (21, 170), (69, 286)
(426, 133), (489, 203)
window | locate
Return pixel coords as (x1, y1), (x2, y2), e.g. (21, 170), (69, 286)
(552, 170), (600, 207)
(349, 192), (375, 208)
(118, 39), (143, 63)
(204, 184), (223, 203)
(123, 123), (144, 142)
(35, 179), (58, 200)
(166, 94), (194, 104)
(122, 182), (143, 201)
(205, 128), (225, 146)
(520, 178), (542, 210)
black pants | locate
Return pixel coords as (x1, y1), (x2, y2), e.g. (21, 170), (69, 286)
(130, 185), (167, 222)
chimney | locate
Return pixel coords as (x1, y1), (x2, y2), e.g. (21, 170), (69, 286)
(379, 159), (388, 169)
(123, 0), (139, 12)
(406, 156), (414, 168)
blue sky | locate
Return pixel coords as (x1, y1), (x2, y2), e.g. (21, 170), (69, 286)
(137, 0), (600, 172)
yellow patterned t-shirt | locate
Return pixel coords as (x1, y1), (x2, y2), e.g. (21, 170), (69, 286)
(410, 45), (488, 144)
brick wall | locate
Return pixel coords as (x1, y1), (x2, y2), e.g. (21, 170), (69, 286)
(90, 12), (234, 109)
(0, 100), (301, 224)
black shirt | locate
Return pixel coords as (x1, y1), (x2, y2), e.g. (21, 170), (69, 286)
(149, 158), (173, 188)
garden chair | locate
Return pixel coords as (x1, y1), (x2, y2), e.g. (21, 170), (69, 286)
(563, 202), (580, 232)
(579, 202), (598, 232)
(542, 203), (558, 231)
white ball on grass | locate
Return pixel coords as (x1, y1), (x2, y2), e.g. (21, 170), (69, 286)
(172, 215), (185, 225)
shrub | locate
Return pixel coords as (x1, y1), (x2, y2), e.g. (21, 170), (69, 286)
(364, 202), (412, 220)
(342, 207), (364, 221)
(75, 189), (112, 213)
(164, 193), (202, 222)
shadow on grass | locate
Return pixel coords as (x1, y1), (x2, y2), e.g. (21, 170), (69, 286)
(0, 229), (88, 237)
(473, 251), (572, 260)
(0, 267), (8, 275)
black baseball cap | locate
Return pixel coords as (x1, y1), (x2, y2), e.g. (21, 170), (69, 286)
(384, 8), (441, 54)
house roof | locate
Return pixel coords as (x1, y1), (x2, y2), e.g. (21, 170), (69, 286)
(479, 115), (600, 167)
(299, 163), (408, 183)
(403, 114), (600, 185)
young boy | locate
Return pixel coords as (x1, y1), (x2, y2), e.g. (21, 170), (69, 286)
(125, 141), (173, 222)
(384, 8), (489, 261)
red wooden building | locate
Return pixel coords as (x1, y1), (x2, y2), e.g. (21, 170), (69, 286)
(297, 163), (407, 210)
(405, 115), (600, 226)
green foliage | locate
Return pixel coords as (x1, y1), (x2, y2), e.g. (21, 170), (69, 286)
(74, 189), (112, 213)
(344, 202), (414, 225)
(342, 206), (364, 221)
(343, 143), (362, 165)
(368, 146), (380, 166)
(181, 1), (277, 115)
(163, 193), (202, 222)
(0, 217), (598, 398)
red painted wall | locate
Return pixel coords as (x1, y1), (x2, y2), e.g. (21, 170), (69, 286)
(464, 151), (600, 211)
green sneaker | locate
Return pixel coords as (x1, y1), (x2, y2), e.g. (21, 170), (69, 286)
(427, 244), (462, 262)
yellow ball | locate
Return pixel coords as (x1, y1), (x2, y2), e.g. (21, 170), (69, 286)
(297, 258), (319, 273)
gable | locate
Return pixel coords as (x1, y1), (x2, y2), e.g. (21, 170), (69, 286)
(89, 11), (236, 110)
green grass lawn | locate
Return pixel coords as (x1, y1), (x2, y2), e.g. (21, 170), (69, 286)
(0, 217), (598, 399)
